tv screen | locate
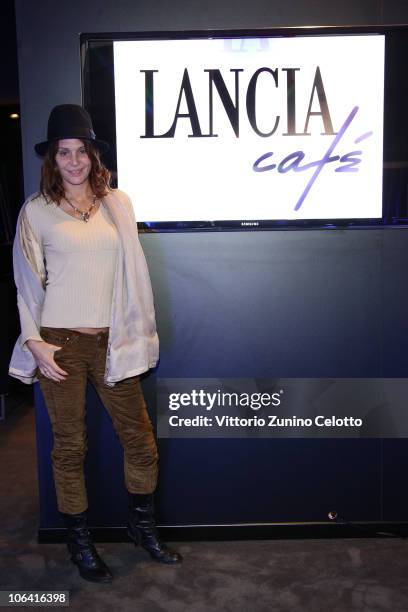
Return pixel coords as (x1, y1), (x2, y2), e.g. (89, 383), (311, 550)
(80, 26), (408, 231)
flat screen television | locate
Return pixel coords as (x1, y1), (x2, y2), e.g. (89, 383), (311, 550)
(80, 26), (408, 231)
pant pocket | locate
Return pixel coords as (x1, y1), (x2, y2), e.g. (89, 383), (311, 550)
(40, 330), (80, 365)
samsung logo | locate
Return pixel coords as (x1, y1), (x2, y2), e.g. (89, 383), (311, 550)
(241, 221), (259, 226)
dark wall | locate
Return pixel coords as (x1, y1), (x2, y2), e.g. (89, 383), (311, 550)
(14, 0), (408, 528)
(1, 0), (19, 105)
(0, 1), (21, 394)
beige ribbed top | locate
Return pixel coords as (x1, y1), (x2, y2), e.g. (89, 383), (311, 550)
(23, 195), (119, 328)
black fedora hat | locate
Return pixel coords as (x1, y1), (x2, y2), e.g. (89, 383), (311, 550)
(34, 104), (109, 156)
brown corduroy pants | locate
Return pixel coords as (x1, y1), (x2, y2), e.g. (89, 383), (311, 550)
(37, 326), (159, 515)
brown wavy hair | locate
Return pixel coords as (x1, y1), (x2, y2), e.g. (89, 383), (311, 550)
(40, 139), (112, 204)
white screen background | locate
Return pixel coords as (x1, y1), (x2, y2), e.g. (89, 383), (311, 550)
(113, 35), (385, 223)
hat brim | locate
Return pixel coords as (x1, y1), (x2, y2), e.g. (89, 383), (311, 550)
(34, 137), (110, 157)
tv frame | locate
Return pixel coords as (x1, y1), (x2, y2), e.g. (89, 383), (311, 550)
(80, 25), (408, 232)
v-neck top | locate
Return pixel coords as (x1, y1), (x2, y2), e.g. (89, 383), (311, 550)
(23, 194), (119, 328)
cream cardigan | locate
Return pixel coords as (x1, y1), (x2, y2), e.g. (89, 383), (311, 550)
(8, 189), (159, 387)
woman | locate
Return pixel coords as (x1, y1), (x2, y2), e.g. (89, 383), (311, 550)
(8, 104), (182, 583)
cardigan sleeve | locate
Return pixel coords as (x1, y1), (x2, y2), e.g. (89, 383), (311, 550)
(115, 189), (139, 232)
(16, 206), (46, 350)
(17, 291), (44, 349)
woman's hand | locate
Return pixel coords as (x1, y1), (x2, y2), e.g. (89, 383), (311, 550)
(26, 339), (69, 382)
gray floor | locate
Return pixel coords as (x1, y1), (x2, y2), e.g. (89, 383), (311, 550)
(1, 389), (408, 612)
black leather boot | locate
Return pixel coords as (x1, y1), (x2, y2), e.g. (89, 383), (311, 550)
(63, 511), (113, 583)
(127, 493), (183, 564)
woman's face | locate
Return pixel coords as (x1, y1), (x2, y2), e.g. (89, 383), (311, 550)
(54, 139), (92, 190)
